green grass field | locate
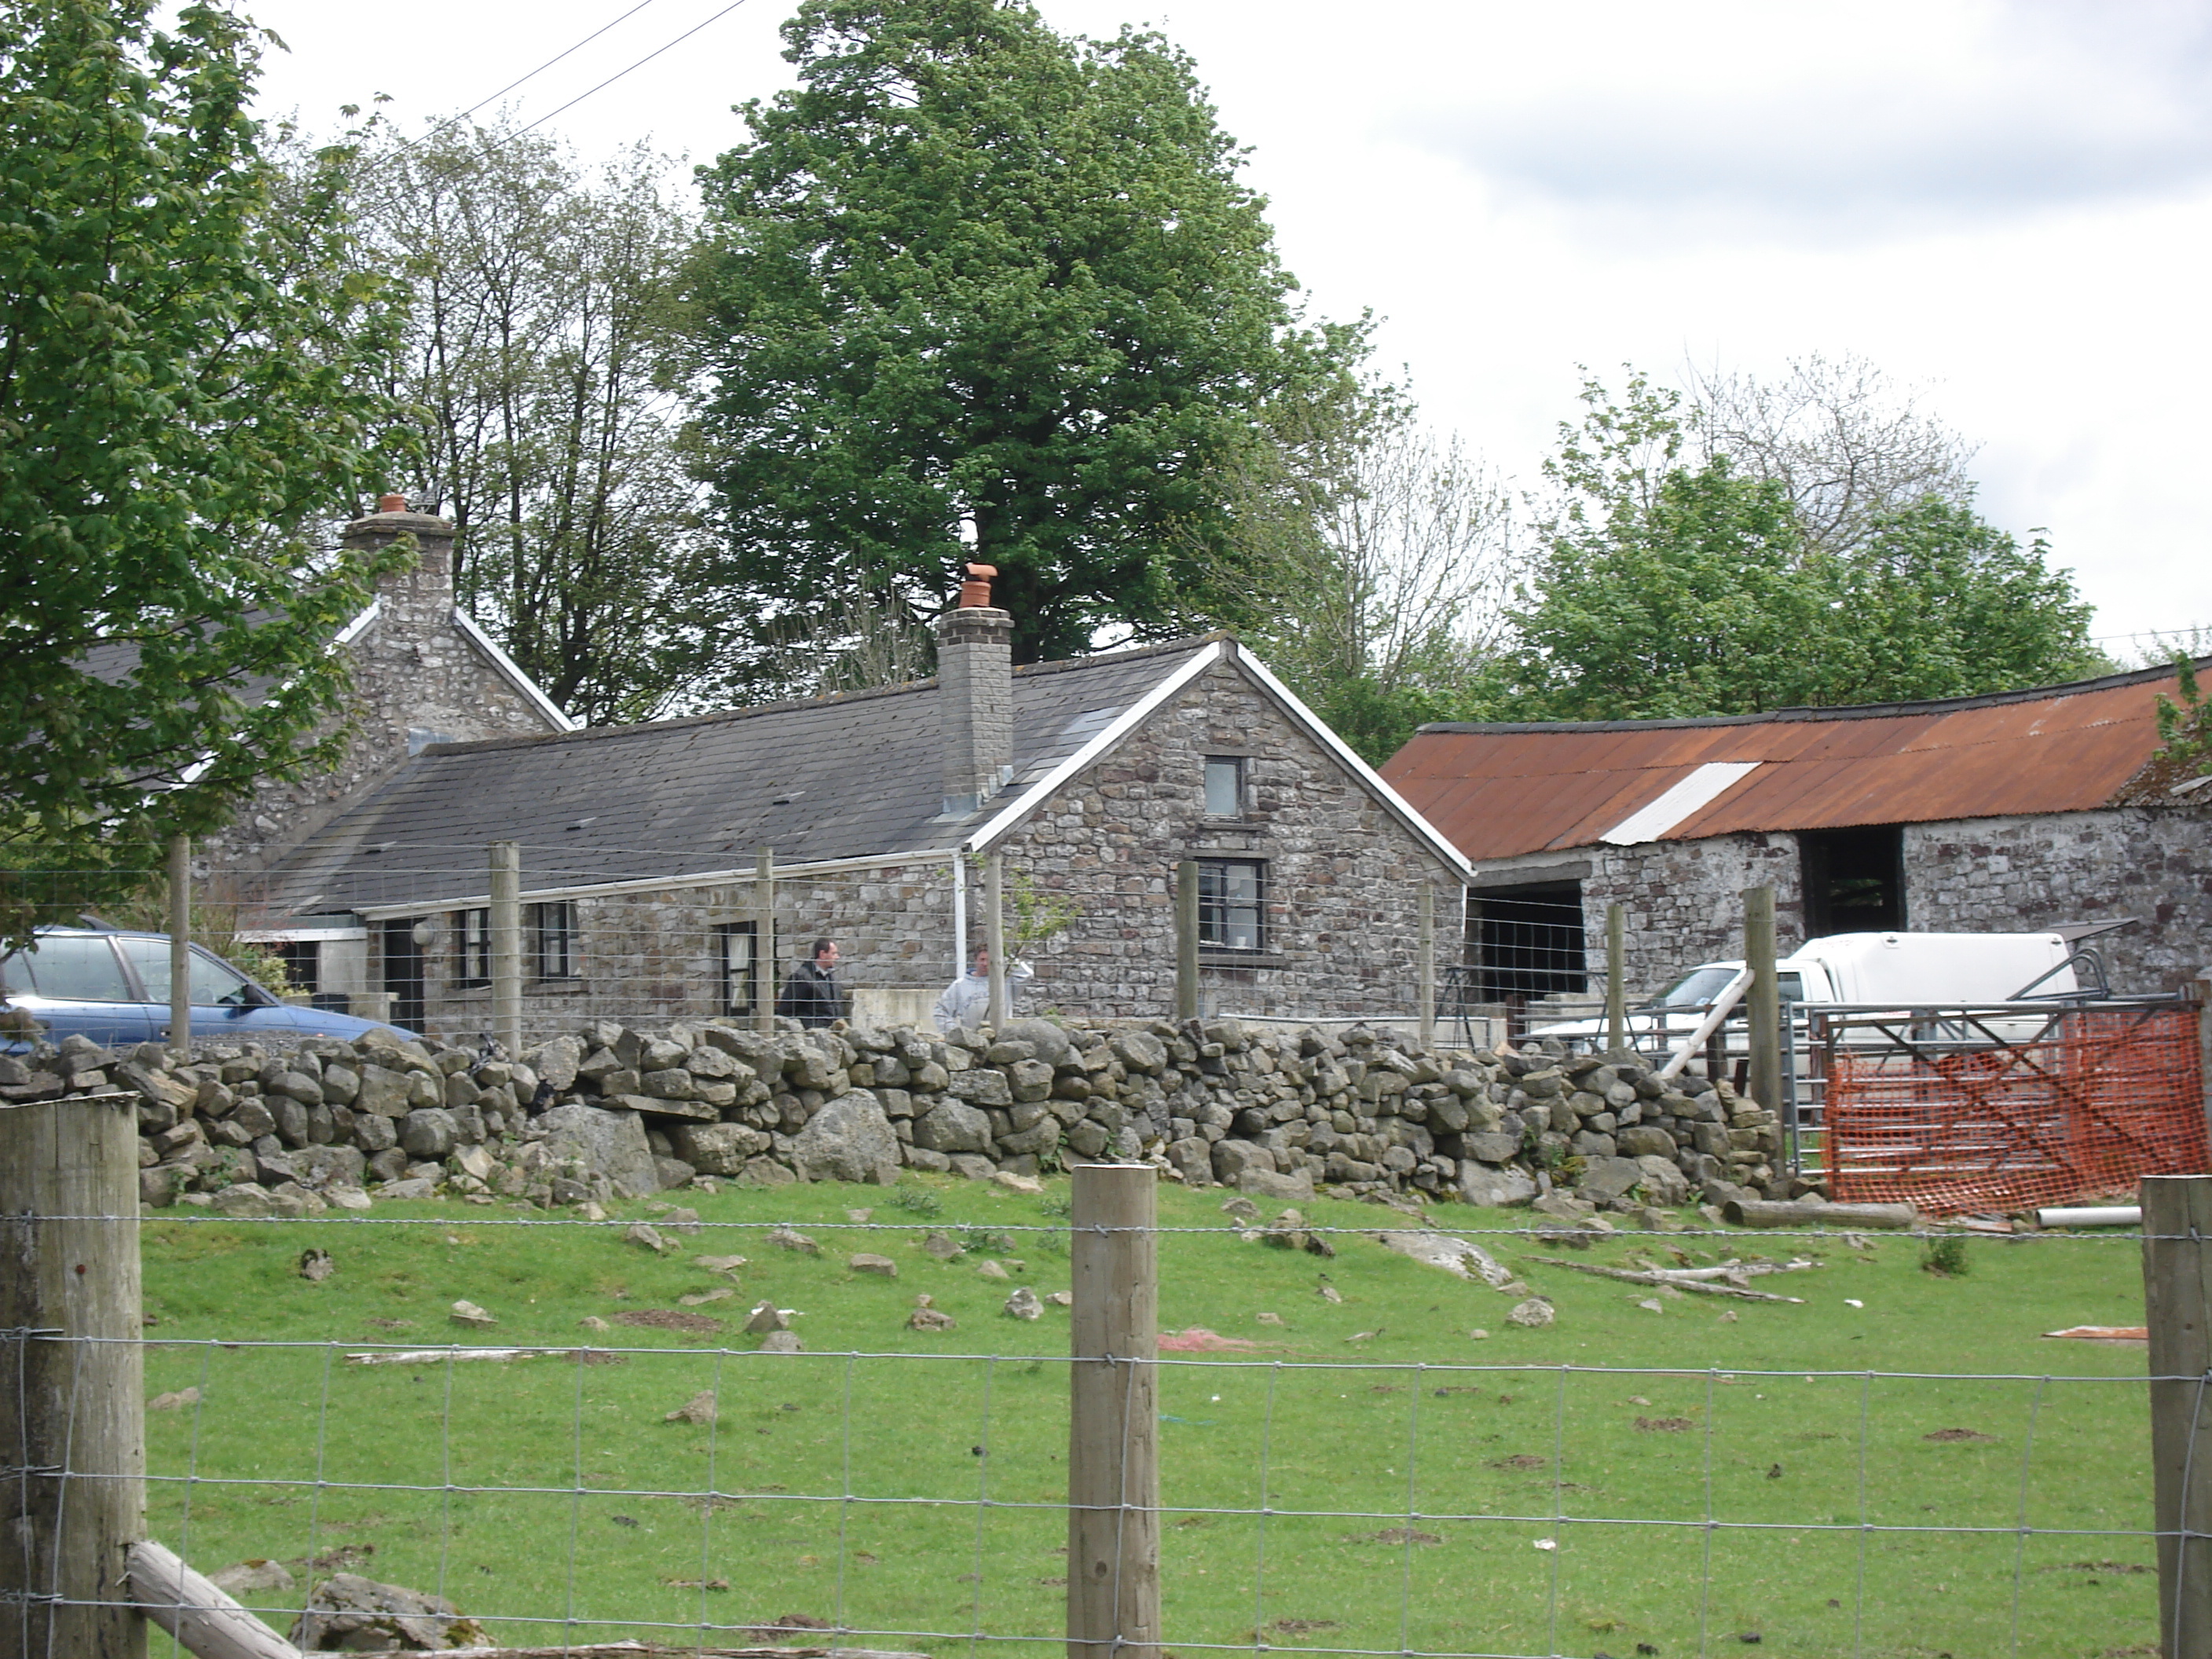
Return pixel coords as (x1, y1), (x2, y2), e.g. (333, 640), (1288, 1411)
(138, 1178), (2158, 1659)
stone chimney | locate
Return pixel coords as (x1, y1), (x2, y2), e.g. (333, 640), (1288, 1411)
(342, 493), (457, 632)
(937, 562), (1014, 816)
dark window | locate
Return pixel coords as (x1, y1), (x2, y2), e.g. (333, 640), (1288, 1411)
(382, 917), (427, 1028)
(454, 908), (490, 987)
(533, 901), (580, 980)
(275, 940), (320, 996)
(1203, 756), (1247, 819)
(1466, 881), (1588, 1001)
(1800, 826), (1905, 939)
(20, 935), (134, 1002)
(1198, 859), (1265, 950)
(717, 921), (759, 1016)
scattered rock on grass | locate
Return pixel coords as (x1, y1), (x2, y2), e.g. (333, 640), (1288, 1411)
(1504, 1298), (1554, 1329)
(976, 1259), (1011, 1281)
(745, 1300), (789, 1334)
(297, 1249), (334, 1282)
(291, 1571), (485, 1652)
(768, 1225), (820, 1256)
(850, 1254), (899, 1278)
(665, 1390), (718, 1425)
(1005, 1287), (1042, 1320)
(908, 1307), (957, 1332)
(758, 1331), (804, 1353)
(148, 1387), (201, 1412)
(449, 1300), (496, 1328)
(679, 1287), (735, 1307)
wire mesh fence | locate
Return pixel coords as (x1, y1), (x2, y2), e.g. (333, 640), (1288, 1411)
(4, 1178), (2188, 1659)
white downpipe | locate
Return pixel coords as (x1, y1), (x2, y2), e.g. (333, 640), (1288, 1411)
(1655, 970), (1752, 1080)
(952, 853), (969, 982)
(2037, 1206), (2142, 1229)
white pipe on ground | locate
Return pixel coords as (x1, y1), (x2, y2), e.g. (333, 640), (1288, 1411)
(2036, 1205), (2142, 1229)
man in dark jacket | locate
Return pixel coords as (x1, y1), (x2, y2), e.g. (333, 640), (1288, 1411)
(775, 939), (844, 1027)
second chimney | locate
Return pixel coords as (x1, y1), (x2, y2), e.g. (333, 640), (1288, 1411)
(938, 563), (1013, 816)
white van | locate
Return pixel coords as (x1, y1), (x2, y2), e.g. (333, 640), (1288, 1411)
(1533, 931), (2080, 1049)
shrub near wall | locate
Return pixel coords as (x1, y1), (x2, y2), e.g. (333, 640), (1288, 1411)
(0, 1013), (1789, 1216)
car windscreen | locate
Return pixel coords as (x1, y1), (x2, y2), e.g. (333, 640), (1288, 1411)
(1778, 971), (1805, 1003)
(113, 937), (259, 1005)
(17, 936), (134, 1002)
(1, 953), (30, 996)
(1644, 965), (1741, 1009)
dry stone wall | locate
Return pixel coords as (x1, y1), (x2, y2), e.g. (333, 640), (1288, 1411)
(2, 1011), (1789, 1219)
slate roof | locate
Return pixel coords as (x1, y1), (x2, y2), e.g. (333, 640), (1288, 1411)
(259, 637), (1218, 916)
(1382, 658), (2208, 865)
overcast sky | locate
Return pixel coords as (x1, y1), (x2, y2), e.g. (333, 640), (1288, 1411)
(243, 0), (2210, 654)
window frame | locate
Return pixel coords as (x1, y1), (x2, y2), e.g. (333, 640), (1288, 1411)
(453, 907), (490, 987)
(1202, 754), (1248, 819)
(531, 901), (580, 981)
(1196, 857), (1267, 953)
(716, 921), (759, 1016)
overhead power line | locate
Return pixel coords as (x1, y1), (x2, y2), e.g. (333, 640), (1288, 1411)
(515, 0), (757, 138)
(400, 0), (665, 152)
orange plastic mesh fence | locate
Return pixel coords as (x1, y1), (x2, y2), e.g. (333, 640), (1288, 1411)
(1824, 1007), (2207, 1215)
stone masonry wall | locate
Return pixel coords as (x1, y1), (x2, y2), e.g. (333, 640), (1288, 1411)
(1905, 806), (2210, 993)
(1002, 657), (1459, 1020)
(201, 513), (567, 884)
(1470, 798), (2210, 1003)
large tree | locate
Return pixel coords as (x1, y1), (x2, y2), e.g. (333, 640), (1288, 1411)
(0, 0), (402, 927)
(694, 0), (1359, 666)
(1484, 373), (2100, 720)
(342, 119), (727, 724)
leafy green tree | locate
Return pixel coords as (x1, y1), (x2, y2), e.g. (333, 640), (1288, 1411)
(694, 0), (1359, 667)
(2155, 654), (2212, 779)
(0, 0), (403, 935)
(335, 117), (731, 723)
(1482, 373), (2099, 720)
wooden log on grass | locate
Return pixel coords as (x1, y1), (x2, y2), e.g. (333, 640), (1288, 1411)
(129, 1540), (302, 1659)
(1723, 1198), (1918, 1229)
(1520, 1255), (1807, 1302)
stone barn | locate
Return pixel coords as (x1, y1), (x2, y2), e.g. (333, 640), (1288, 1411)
(1381, 662), (2212, 1018)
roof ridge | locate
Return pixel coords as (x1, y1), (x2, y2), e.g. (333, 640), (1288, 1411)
(416, 634), (1223, 760)
(1412, 653), (2210, 737)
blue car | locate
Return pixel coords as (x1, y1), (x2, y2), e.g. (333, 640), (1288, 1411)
(0, 924), (416, 1049)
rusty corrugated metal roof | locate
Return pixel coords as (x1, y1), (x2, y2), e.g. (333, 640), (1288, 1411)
(1380, 661), (2202, 863)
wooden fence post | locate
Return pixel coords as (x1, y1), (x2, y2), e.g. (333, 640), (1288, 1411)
(1174, 860), (1199, 1023)
(2144, 1174), (2212, 1658)
(489, 841), (522, 1058)
(167, 835), (191, 1056)
(986, 852), (1007, 1028)
(1068, 1163), (1159, 1659)
(0, 1096), (148, 1657)
(755, 848), (776, 1034)
(1604, 901), (1627, 1059)
(1743, 884), (1781, 1111)
(1417, 882), (1436, 1051)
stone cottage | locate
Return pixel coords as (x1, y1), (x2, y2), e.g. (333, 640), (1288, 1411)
(1381, 663), (2212, 1016)
(232, 504), (1469, 1037)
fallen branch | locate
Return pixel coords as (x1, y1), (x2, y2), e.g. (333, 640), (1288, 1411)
(437, 1647), (929, 1658)
(344, 1347), (555, 1367)
(128, 1540), (302, 1659)
(1723, 1199), (1918, 1230)
(1638, 1259), (1820, 1284)
(1519, 1256), (1806, 1302)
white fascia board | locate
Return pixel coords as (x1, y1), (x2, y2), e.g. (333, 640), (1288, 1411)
(1599, 761), (1761, 846)
(237, 925), (368, 943)
(448, 607), (578, 733)
(964, 640), (1229, 855)
(332, 597), (383, 648)
(350, 846), (959, 921)
(1232, 648), (1474, 882)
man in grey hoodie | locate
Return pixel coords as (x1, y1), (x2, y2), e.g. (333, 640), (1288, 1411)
(932, 946), (1034, 1034)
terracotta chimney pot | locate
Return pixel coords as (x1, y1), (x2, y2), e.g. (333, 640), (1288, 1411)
(376, 492), (408, 514)
(958, 562), (997, 609)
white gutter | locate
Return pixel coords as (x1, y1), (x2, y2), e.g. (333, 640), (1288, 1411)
(332, 596), (383, 648)
(350, 845), (960, 921)
(963, 640), (1229, 853)
(448, 607), (578, 733)
(1233, 647), (1474, 882)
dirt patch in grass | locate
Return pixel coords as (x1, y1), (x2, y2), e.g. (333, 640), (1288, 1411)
(1489, 1454), (1548, 1470)
(1635, 1416), (1696, 1433)
(1342, 1527), (1442, 1545)
(568, 1348), (628, 1364)
(1267, 1620), (1341, 1636)
(2053, 1560), (2152, 1574)
(1923, 1428), (1997, 1442)
(610, 1309), (723, 1334)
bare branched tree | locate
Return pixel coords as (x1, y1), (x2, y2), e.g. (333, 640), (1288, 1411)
(745, 590), (939, 702)
(1201, 382), (1518, 760)
(1684, 352), (1977, 555)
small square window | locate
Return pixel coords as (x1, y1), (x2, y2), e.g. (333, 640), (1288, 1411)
(454, 907), (489, 987)
(1198, 858), (1265, 951)
(1203, 756), (1246, 818)
(717, 921), (758, 1016)
(532, 901), (580, 980)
